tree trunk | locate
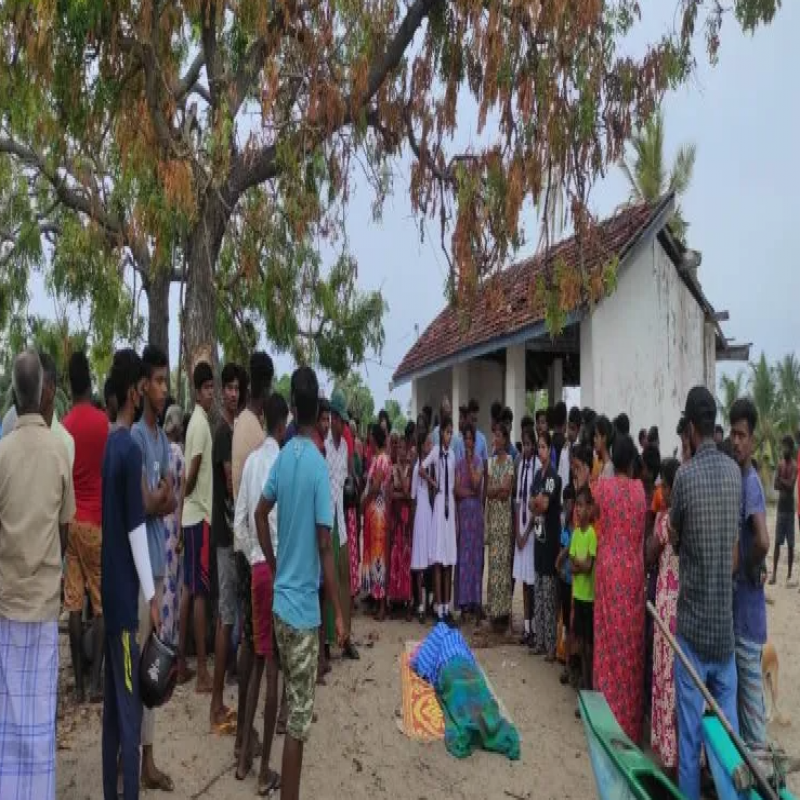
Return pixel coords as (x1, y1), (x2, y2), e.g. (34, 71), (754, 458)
(147, 267), (171, 385)
(183, 192), (230, 393)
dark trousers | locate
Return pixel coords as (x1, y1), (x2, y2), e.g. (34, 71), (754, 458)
(102, 630), (142, 800)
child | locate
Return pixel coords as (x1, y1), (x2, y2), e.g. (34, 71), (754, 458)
(513, 426), (537, 645)
(421, 416), (457, 625)
(411, 428), (433, 623)
(569, 486), (597, 696)
(556, 484), (575, 684)
(101, 349), (159, 800)
(389, 434), (414, 617)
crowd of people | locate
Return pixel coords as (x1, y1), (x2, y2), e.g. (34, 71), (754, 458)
(0, 338), (789, 800)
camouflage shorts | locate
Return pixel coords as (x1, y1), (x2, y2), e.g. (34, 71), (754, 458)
(273, 616), (319, 742)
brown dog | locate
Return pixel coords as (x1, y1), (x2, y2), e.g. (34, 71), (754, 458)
(763, 641), (790, 726)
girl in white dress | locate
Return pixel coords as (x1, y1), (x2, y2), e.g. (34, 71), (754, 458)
(420, 416), (457, 624)
(411, 429), (434, 623)
(513, 425), (538, 645)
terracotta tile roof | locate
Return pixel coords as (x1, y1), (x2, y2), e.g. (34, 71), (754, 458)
(393, 195), (672, 383)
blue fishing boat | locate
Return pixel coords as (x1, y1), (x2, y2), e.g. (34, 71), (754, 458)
(702, 715), (797, 800)
(578, 691), (686, 800)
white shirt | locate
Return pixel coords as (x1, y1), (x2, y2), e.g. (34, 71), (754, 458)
(52, 414), (75, 471)
(234, 436), (279, 566)
(325, 433), (348, 544)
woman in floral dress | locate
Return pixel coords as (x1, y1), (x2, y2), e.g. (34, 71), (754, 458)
(389, 434), (413, 614)
(484, 425), (515, 626)
(455, 424), (485, 618)
(362, 424), (393, 619)
(161, 406), (185, 647)
(647, 458), (681, 774)
(593, 435), (646, 743)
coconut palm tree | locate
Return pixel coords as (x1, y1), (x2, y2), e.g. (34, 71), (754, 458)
(718, 371), (745, 430)
(621, 109), (696, 243)
(775, 353), (800, 438)
(748, 352), (779, 472)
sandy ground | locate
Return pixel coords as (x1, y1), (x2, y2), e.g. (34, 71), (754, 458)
(57, 516), (800, 800)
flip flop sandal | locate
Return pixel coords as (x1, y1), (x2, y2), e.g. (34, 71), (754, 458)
(210, 719), (237, 736)
(141, 772), (175, 792)
(257, 770), (281, 796)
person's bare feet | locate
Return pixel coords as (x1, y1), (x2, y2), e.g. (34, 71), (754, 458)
(176, 660), (196, 686)
(141, 765), (174, 792)
(195, 671), (213, 694)
(257, 768), (281, 796)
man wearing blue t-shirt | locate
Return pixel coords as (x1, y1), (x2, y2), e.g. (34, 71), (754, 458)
(254, 366), (343, 800)
(730, 397), (770, 748)
(101, 349), (159, 800)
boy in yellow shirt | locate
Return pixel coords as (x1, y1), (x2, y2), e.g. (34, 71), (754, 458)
(570, 486), (597, 695)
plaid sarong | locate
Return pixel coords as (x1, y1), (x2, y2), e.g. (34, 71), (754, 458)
(0, 618), (58, 800)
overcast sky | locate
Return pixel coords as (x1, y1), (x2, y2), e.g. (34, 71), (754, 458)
(29, 4), (800, 411)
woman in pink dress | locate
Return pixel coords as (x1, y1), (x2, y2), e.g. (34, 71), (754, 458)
(592, 435), (647, 743)
(646, 458), (681, 774)
(389, 434), (413, 615)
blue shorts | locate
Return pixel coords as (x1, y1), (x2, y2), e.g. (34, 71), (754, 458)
(776, 512), (795, 548)
(183, 521), (210, 597)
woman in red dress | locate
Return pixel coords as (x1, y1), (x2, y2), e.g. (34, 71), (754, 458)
(592, 434), (647, 743)
(389, 433), (413, 615)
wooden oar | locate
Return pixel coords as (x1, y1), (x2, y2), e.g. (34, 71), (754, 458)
(646, 601), (779, 800)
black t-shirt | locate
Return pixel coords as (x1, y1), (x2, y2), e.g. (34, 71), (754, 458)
(211, 420), (234, 548)
(532, 465), (562, 577)
(777, 459), (796, 514)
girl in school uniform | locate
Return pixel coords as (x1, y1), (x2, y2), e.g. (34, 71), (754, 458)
(420, 416), (457, 625)
(514, 425), (538, 645)
(411, 428), (434, 623)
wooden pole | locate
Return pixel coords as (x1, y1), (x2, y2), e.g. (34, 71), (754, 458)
(646, 601), (779, 800)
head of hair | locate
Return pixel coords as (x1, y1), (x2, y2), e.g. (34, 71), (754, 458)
(39, 351), (57, 389)
(501, 406), (513, 425)
(782, 435), (796, 454)
(292, 366), (319, 426)
(490, 402), (503, 424)
(573, 443), (593, 469)
(12, 350), (44, 414)
(534, 408), (546, 423)
(249, 352), (274, 402)
(462, 421), (475, 442)
(562, 483), (576, 503)
(468, 398), (480, 414)
(538, 428), (552, 448)
(372, 422), (387, 449)
(237, 365), (249, 410)
(576, 485), (593, 505)
(109, 348), (143, 410)
(520, 415), (534, 433)
(221, 362), (239, 387)
(552, 401), (567, 429)
(595, 414), (614, 446)
(581, 407), (596, 426)
(611, 434), (638, 475)
(405, 420), (416, 443)
(718, 437), (735, 460)
(661, 458), (680, 489)
(715, 424), (725, 437)
(641, 444), (661, 478)
(638, 428), (647, 444)
(266, 392), (289, 434)
(568, 406), (582, 427)
(422, 405), (433, 426)
(164, 404), (184, 437)
(193, 361), (213, 392)
(142, 344), (168, 379)
(318, 397), (331, 420)
(647, 425), (660, 445)
(729, 396), (758, 435)
(677, 416), (688, 436)
(614, 413), (630, 437)
(68, 350), (92, 398)
(103, 376), (115, 405)
(440, 414), (453, 434)
(378, 408), (390, 428)
(521, 424), (534, 445)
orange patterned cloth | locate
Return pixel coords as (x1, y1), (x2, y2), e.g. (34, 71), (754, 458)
(398, 647), (445, 741)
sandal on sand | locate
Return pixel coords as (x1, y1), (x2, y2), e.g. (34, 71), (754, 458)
(257, 770), (281, 796)
(210, 719), (237, 736)
(141, 771), (174, 792)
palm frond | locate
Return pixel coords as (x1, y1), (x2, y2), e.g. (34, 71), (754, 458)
(669, 143), (697, 197)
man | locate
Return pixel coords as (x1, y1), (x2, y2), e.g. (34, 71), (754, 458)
(432, 395), (451, 446)
(130, 344), (176, 792)
(730, 397), (770, 748)
(677, 416), (691, 463)
(638, 427), (648, 451)
(451, 404), (467, 462)
(614, 412), (630, 438)
(63, 351), (109, 702)
(315, 398), (332, 679)
(501, 406), (518, 459)
(669, 386), (741, 800)
(467, 398), (489, 464)
(101, 349), (160, 800)
(714, 424), (725, 446)
(178, 361), (215, 691)
(234, 393), (288, 792)
(104, 377), (118, 427)
(255, 367), (344, 800)
(772, 435), (797, 585)
(231, 351), (275, 761)
(0, 350), (75, 800)
(567, 406), (582, 447)
(551, 401), (570, 493)
(535, 408), (548, 439)
(210, 363), (240, 733)
(39, 352), (75, 469)
(326, 389), (360, 661)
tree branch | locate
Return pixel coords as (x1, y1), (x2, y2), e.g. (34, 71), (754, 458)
(174, 51), (206, 103)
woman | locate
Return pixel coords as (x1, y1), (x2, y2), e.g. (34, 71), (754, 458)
(350, 421), (364, 596)
(455, 424), (485, 619)
(362, 424), (393, 619)
(531, 430), (562, 660)
(594, 415), (615, 478)
(162, 405), (185, 648)
(484, 424), (515, 628)
(593, 434), (647, 743)
(389, 433), (413, 615)
(647, 458), (680, 774)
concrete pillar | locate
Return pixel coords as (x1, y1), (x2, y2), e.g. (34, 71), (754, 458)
(505, 344), (526, 443)
(451, 362), (468, 424)
(410, 377), (419, 422)
(548, 358), (563, 406)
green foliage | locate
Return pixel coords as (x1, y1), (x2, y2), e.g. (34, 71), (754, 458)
(525, 390), (548, 420)
(274, 374), (292, 404)
(333, 372), (375, 435)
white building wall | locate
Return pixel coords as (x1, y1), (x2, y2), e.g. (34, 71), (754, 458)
(580, 237), (708, 459)
(467, 359), (504, 445)
(415, 368), (452, 422)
